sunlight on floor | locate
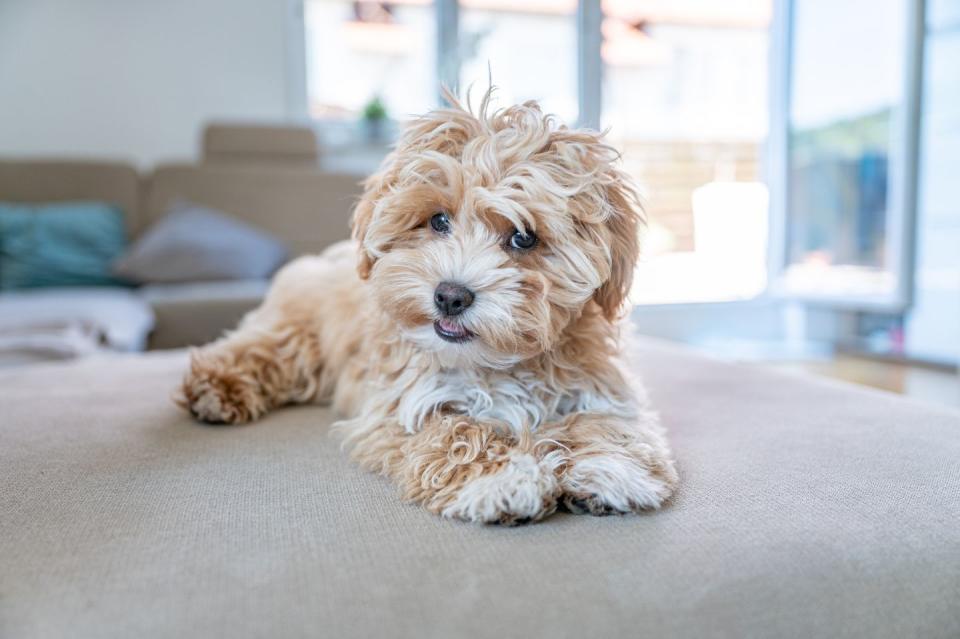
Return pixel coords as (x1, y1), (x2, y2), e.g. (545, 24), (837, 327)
(765, 356), (960, 410)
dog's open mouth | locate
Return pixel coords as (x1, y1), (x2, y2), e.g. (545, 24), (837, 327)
(434, 318), (475, 343)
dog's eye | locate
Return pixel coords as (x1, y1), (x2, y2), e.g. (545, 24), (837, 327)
(509, 229), (537, 250)
(429, 212), (451, 234)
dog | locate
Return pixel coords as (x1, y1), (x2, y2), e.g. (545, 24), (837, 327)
(179, 91), (677, 524)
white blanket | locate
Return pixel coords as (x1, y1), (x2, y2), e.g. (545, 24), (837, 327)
(0, 288), (155, 366)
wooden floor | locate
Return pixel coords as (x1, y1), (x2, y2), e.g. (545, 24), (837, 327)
(765, 356), (960, 410)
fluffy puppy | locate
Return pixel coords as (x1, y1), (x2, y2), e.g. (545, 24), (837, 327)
(180, 92), (677, 524)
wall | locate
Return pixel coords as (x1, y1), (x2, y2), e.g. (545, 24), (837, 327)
(0, 0), (295, 167)
(906, 0), (960, 365)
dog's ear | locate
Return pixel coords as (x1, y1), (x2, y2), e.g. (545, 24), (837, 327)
(350, 184), (377, 280)
(593, 172), (642, 321)
(351, 103), (478, 280)
(351, 167), (397, 280)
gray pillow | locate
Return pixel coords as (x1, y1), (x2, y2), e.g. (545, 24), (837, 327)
(113, 203), (288, 283)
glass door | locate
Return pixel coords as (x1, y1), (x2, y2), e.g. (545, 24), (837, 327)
(772, 0), (924, 309)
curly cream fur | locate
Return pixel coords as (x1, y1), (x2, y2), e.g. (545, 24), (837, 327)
(178, 91), (677, 524)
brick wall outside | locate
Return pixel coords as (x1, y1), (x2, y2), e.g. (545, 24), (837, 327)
(619, 140), (762, 251)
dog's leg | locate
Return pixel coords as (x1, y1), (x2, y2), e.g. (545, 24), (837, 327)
(344, 416), (564, 525)
(541, 411), (678, 515)
(180, 250), (362, 424)
(179, 319), (326, 425)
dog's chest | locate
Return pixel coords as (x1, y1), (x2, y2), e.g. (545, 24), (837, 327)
(394, 368), (609, 434)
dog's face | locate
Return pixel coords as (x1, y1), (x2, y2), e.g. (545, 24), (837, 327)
(352, 96), (642, 369)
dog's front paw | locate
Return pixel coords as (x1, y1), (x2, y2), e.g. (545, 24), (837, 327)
(440, 453), (560, 525)
(560, 492), (624, 516)
(560, 453), (677, 515)
(179, 354), (265, 425)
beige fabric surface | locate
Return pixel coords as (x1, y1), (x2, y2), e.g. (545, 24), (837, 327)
(139, 280), (267, 349)
(143, 165), (362, 256)
(0, 159), (141, 233)
(1, 339), (958, 639)
(202, 123), (320, 166)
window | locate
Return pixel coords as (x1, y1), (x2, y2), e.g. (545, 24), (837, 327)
(779, 0), (917, 305)
(602, 0), (773, 304)
(459, 1), (578, 123)
(304, 1), (435, 121)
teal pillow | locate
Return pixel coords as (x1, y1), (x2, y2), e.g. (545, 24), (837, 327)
(0, 202), (130, 289)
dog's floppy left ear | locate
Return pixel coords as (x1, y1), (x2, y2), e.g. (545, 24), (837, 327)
(593, 172), (642, 321)
(351, 168), (395, 280)
(350, 188), (376, 280)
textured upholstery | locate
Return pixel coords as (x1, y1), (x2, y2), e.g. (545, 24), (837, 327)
(2, 339), (958, 638)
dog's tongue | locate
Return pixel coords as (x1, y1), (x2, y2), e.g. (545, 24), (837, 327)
(438, 318), (467, 336)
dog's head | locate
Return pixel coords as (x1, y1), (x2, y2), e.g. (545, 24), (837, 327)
(351, 92), (642, 368)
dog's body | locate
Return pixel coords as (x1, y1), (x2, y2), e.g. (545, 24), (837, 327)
(181, 94), (677, 524)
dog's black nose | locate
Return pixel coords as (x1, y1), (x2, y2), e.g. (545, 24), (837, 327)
(434, 282), (475, 316)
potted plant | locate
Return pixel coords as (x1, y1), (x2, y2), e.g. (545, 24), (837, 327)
(362, 95), (388, 142)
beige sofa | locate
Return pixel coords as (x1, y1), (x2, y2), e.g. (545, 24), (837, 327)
(1, 338), (958, 638)
(0, 147), (364, 350)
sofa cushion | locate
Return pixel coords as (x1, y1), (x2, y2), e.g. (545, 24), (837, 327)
(1, 339), (957, 638)
(0, 160), (141, 233)
(113, 202), (288, 284)
(138, 279), (268, 349)
(202, 123), (320, 166)
(0, 202), (129, 290)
